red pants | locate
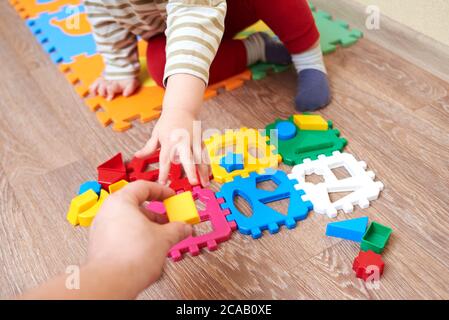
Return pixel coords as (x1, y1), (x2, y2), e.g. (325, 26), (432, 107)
(147, 0), (319, 87)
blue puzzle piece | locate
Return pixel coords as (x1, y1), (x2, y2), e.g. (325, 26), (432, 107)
(275, 121), (297, 140)
(325, 217), (369, 242)
(216, 169), (313, 239)
(78, 181), (102, 196)
(220, 152), (244, 173)
(27, 5), (96, 64)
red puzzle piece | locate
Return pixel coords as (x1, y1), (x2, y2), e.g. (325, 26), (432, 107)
(126, 150), (200, 192)
(352, 250), (385, 281)
(97, 153), (128, 189)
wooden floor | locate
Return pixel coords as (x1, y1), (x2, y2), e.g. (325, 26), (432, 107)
(1, 2), (448, 300)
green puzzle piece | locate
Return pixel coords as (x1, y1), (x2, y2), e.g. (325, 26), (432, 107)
(249, 63), (290, 80)
(311, 8), (363, 54)
(265, 116), (348, 166)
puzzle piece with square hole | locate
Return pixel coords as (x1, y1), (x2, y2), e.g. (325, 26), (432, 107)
(204, 128), (281, 183)
(216, 169), (313, 239)
(288, 151), (384, 217)
(265, 115), (347, 166)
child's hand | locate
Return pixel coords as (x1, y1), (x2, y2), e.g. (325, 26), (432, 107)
(87, 180), (192, 295)
(90, 77), (140, 100)
(135, 109), (210, 187)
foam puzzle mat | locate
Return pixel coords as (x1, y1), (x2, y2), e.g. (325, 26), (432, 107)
(10, 0), (363, 132)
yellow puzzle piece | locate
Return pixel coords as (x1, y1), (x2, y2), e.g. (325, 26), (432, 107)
(66, 189), (109, 227)
(108, 180), (128, 194)
(204, 127), (281, 183)
(163, 191), (200, 224)
(293, 114), (329, 131)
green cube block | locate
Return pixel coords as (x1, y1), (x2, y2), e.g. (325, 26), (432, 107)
(361, 222), (392, 254)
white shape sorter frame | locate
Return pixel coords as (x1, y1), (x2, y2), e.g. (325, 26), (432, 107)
(288, 151), (384, 218)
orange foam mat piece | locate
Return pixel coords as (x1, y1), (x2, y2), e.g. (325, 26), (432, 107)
(85, 86), (164, 132)
(204, 70), (252, 100)
(59, 54), (104, 97)
(9, 0), (81, 20)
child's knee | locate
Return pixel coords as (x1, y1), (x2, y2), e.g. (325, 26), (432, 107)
(146, 35), (166, 87)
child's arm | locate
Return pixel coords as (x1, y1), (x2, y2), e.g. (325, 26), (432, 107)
(85, 0), (141, 100)
(19, 181), (192, 300)
(136, 0), (227, 186)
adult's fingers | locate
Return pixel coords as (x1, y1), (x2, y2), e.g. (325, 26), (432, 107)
(116, 180), (175, 206)
(135, 135), (159, 158)
(156, 222), (192, 250)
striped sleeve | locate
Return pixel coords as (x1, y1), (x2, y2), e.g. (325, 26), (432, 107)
(84, 0), (140, 80)
(164, 0), (227, 86)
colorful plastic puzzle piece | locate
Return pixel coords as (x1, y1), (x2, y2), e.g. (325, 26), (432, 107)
(311, 6), (363, 54)
(108, 179), (128, 194)
(204, 128), (281, 183)
(293, 114), (329, 131)
(216, 169), (313, 239)
(97, 153), (128, 189)
(78, 180), (101, 196)
(85, 86), (164, 132)
(163, 191), (200, 224)
(220, 152), (244, 173)
(27, 5), (96, 63)
(326, 217), (369, 242)
(67, 189), (108, 226)
(353, 250), (384, 281)
(361, 221), (392, 254)
(288, 151), (384, 217)
(275, 121), (297, 140)
(168, 187), (237, 261)
(9, 0), (81, 20)
(266, 116), (347, 166)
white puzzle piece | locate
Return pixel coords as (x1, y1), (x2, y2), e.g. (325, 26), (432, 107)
(288, 151), (384, 218)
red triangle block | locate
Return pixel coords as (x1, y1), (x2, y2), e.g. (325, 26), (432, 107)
(97, 153), (126, 173)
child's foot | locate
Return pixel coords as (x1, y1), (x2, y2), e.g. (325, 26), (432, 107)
(292, 42), (330, 111)
(243, 32), (291, 66)
(295, 69), (331, 111)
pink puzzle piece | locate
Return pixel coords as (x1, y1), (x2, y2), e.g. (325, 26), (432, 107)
(146, 187), (236, 262)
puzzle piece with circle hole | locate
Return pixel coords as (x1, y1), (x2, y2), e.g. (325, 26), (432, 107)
(67, 189), (109, 227)
(216, 169), (312, 239)
(204, 128), (281, 183)
(9, 0), (81, 20)
(26, 5), (96, 64)
(288, 151), (384, 217)
(265, 116), (347, 166)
